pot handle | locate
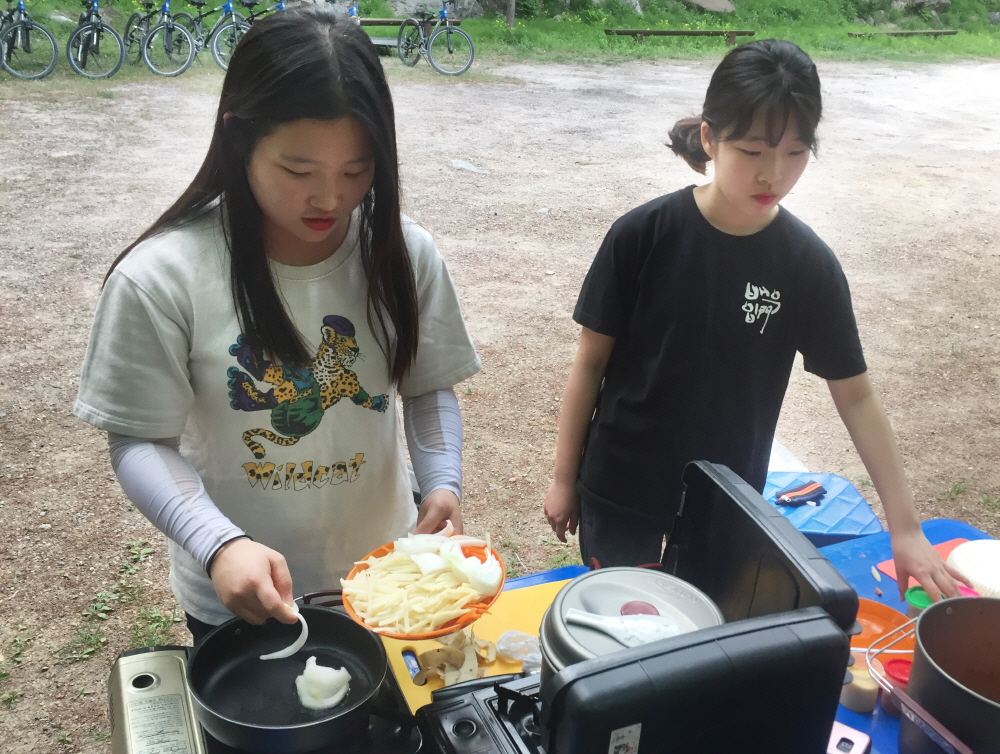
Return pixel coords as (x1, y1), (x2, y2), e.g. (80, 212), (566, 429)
(302, 590), (343, 607)
(892, 687), (973, 754)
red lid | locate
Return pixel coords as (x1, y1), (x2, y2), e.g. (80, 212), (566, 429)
(885, 658), (912, 687)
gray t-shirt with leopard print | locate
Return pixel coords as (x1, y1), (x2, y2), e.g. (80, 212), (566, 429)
(74, 208), (481, 624)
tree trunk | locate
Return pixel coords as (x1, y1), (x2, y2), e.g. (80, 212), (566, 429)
(506, 0), (516, 28)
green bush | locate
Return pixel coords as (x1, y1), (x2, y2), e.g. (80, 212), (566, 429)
(517, 0), (542, 18)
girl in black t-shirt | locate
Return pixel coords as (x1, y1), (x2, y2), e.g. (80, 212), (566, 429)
(544, 39), (967, 603)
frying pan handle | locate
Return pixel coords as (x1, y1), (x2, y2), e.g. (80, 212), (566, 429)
(302, 590), (344, 607)
(892, 687), (973, 754)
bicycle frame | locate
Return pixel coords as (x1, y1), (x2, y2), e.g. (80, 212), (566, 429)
(4, 0), (27, 22)
(248, 0), (283, 21)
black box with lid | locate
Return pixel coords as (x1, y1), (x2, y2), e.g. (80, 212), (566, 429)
(539, 461), (859, 754)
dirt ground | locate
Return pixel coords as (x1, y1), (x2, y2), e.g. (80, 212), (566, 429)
(1, 56), (999, 751)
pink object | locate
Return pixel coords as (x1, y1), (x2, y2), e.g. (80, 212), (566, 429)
(958, 585), (981, 597)
(620, 601), (659, 616)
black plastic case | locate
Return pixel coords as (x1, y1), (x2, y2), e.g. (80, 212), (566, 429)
(540, 461), (859, 754)
(663, 461), (859, 632)
(540, 608), (850, 754)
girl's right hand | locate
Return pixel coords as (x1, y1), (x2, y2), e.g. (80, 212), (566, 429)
(544, 481), (580, 543)
(209, 538), (298, 625)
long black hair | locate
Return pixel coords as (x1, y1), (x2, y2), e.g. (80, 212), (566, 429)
(668, 39), (822, 174)
(106, 7), (419, 383)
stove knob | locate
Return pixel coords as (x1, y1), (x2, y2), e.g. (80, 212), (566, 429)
(452, 719), (478, 739)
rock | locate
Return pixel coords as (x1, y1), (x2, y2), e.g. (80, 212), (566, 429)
(877, 0), (950, 11)
(39, 523), (52, 530)
(865, 14), (875, 24)
(451, 159), (489, 174)
(989, 10), (1000, 23)
(930, 9), (941, 22)
(682, 0), (735, 11)
(388, 0), (483, 17)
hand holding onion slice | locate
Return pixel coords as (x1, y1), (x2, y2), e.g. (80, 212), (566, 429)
(259, 603), (309, 661)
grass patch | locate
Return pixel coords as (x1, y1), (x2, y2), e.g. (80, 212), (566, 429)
(84, 580), (144, 620)
(547, 543), (583, 569)
(1, 690), (25, 709)
(130, 608), (182, 649)
(54, 627), (108, 663)
(981, 493), (1000, 512)
(121, 540), (155, 575)
(89, 731), (112, 742)
(10, 635), (29, 665)
(5, 0), (999, 79)
(943, 480), (968, 500)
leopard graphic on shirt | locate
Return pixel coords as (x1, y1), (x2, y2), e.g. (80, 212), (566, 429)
(742, 283), (781, 334)
(226, 315), (388, 474)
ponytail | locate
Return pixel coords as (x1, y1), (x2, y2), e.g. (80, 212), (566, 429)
(667, 117), (710, 175)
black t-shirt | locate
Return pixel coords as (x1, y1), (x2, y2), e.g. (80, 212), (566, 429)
(574, 186), (867, 527)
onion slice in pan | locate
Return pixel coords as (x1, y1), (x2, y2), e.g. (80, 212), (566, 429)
(260, 604), (309, 661)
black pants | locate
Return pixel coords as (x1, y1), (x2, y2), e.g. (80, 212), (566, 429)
(578, 484), (667, 569)
(185, 613), (218, 645)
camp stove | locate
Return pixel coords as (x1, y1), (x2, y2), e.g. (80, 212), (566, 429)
(108, 646), (422, 754)
(416, 674), (544, 754)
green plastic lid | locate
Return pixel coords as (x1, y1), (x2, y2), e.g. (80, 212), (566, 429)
(905, 586), (933, 610)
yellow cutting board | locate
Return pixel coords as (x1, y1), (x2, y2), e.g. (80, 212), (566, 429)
(382, 579), (569, 713)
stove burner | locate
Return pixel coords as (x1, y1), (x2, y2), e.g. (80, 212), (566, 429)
(417, 674), (545, 754)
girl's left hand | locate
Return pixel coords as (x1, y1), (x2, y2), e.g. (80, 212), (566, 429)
(890, 528), (971, 602)
(415, 489), (463, 535)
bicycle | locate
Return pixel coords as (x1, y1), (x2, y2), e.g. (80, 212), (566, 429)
(397, 0), (473, 76)
(0, 0), (58, 79)
(209, 0), (282, 71)
(174, 0), (244, 69)
(66, 0), (125, 78)
(141, 0), (196, 75)
(124, 0), (197, 66)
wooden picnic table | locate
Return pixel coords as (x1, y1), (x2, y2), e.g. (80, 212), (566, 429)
(847, 29), (957, 37)
(361, 17), (462, 47)
(605, 28), (755, 45)
(360, 18), (461, 26)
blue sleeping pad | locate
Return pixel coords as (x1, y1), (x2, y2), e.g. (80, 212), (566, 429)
(763, 471), (883, 547)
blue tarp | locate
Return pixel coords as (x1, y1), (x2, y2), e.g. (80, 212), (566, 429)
(763, 471), (884, 547)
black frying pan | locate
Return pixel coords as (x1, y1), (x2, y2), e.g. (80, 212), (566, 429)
(187, 603), (387, 754)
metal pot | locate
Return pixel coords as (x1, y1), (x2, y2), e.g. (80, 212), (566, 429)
(899, 597), (1000, 754)
(187, 604), (387, 754)
(538, 567), (724, 683)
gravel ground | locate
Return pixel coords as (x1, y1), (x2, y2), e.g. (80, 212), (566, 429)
(1, 56), (998, 751)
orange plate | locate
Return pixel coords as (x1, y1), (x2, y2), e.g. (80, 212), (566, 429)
(852, 598), (915, 651)
(341, 540), (506, 641)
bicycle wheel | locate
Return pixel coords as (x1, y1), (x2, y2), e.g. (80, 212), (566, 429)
(427, 26), (473, 76)
(209, 17), (247, 71)
(142, 20), (195, 75)
(0, 20), (58, 79)
(123, 13), (147, 65)
(67, 22), (124, 78)
(396, 18), (420, 67)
